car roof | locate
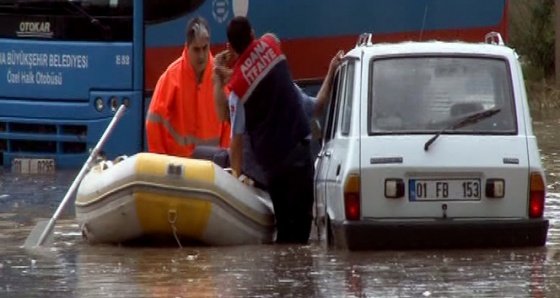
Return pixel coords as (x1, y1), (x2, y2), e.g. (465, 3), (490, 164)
(346, 39), (517, 60)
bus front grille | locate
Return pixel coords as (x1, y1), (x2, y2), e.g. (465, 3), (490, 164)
(0, 139), (5, 166)
(0, 121), (89, 158)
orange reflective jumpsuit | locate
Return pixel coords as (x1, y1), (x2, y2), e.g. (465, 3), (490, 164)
(146, 48), (231, 157)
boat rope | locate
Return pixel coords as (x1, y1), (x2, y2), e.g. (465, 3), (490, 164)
(81, 224), (90, 242)
(168, 209), (183, 249)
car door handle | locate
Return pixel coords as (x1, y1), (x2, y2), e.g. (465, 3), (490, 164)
(324, 151), (332, 158)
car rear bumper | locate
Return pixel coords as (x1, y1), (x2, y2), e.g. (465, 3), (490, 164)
(331, 218), (549, 250)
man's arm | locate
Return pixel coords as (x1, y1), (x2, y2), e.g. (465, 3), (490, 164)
(213, 49), (236, 122)
(313, 50), (344, 117)
(230, 134), (243, 178)
(295, 84), (317, 119)
(228, 92), (245, 177)
(213, 66), (230, 122)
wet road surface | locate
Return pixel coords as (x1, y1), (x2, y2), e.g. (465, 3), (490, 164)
(1, 111), (560, 297)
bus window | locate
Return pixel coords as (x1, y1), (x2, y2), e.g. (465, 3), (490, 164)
(144, 0), (205, 24)
(0, 0), (133, 41)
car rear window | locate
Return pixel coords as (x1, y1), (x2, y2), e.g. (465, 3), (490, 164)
(368, 56), (517, 135)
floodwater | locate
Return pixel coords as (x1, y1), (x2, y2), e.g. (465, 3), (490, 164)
(1, 111), (560, 298)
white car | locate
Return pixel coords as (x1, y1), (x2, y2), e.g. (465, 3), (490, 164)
(314, 32), (549, 250)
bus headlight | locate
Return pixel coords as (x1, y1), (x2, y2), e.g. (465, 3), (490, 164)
(95, 97), (104, 111)
(122, 97), (130, 107)
(109, 96), (119, 112)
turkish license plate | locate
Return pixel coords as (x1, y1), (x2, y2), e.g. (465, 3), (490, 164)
(11, 158), (56, 174)
(409, 178), (481, 201)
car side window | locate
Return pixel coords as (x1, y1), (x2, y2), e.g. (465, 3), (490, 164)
(341, 62), (355, 136)
(325, 64), (346, 142)
(330, 64), (348, 138)
(322, 68), (341, 144)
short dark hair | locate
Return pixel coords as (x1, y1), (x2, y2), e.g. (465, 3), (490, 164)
(186, 16), (210, 45)
(227, 16), (253, 54)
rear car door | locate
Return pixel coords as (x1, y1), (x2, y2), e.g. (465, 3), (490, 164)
(315, 67), (343, 221)
(325, 61), (357, 221)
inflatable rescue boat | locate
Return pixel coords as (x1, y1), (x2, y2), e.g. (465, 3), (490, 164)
(74, 152), (276, 246)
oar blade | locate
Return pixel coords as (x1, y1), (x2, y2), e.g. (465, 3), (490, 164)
(23, 220), (54, 249)
(21, 104), (127, 250)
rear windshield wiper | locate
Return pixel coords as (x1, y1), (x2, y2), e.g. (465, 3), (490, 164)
(424, 107), (501, 151)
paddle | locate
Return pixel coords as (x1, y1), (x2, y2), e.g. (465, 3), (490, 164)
(24, 104), (127, 249)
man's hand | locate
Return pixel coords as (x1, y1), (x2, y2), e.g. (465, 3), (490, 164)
(213, 65), (232, 87)
(213, 48), (235, 87)
(214, 46), (238, 68)
(238, 174), (255, 186)
(224, 169), (254, 186)
(328, 50), (344, 74)
(214, 49), (231, 67)
(313, 50), (345, 118)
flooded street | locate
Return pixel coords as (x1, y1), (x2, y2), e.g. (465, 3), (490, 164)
(1, 111), (560, 297)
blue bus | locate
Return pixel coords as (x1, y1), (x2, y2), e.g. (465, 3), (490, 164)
(0, 0), (509, 170)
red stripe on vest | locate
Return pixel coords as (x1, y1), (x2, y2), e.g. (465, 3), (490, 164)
(228, 36), (284, 102)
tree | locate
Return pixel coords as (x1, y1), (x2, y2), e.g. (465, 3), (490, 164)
(510, 0), (555, 79)
(556, 0), (560, 86)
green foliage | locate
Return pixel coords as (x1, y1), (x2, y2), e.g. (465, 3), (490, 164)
(509, 0), (555, 80)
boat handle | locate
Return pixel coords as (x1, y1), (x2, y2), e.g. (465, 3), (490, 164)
(168, 209), (177, 224)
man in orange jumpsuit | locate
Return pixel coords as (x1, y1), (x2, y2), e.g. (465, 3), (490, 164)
(146, 16), (231, 159)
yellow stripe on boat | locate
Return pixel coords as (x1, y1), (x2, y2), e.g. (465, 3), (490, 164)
(135, 152), (215, 183)
(134, 154), (215, 238)
(135, 191), (211, 238)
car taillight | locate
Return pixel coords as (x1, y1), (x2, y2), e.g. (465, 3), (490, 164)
(529, 172), (545, 218)
(344, 174), (360, 221)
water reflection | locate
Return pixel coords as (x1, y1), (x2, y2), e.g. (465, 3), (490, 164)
(315, 248), (554, 298)
(71, 245), (323, 298)
(75, 247), (220, 297)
